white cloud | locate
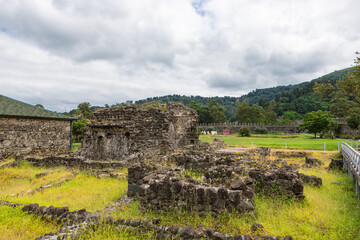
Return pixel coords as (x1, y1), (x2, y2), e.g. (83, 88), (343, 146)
(0, 0), (359, 111)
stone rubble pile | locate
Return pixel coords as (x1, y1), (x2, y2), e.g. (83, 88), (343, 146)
(128, 163), (255, 214)
(302, 156), (323, 168)
(299, 173), (322, 187)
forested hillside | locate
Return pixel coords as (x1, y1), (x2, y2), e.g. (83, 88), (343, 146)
(135, 67), (355, 121)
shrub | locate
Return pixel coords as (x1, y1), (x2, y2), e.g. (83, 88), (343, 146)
(254, 127), (268, 134)
(206, 126), (215, 132)
(239, 127), (251, 137)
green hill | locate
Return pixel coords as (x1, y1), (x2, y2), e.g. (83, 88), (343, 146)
(135, 67), (355, 120)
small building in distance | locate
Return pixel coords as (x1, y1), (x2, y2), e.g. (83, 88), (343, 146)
(0, 94), (74, 159)
(80, 102), (199, 160)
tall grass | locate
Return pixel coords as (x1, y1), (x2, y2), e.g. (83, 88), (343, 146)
(6, 173), (128, 212)
(0, 206), (58, 240)
(0, 162), (73, 198)
(110, 152), (360, 240)
(78, 224), (155, 240)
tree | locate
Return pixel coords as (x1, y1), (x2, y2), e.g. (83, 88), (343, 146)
(208, 100), (226, 123)
(72, 118), (88, 142)
(297, 110), (333, 138)
(239, 127), (251, 137)
(77, 102), (94, 119)
(346, 110), (360, 131)
(35, 104), (44, 109)
(265, 101), (277, 123)
(236, 100), (251, 123)
(314, 51), (360, 116)
(249, 104), (266, 123)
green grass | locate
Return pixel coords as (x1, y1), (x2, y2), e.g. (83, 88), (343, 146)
(0, 162), (73, 198)
(1, 150), (360, 239)
(200, 134), (356, 151)
(5, 173), (128, 212)
(109, 152), (360, 240)
(71, 143), (81, 151)
(78, 224), (156, 240)
(0, 205), (58, 240)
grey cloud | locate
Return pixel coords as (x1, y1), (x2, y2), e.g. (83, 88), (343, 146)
(0, 0), (360, 112)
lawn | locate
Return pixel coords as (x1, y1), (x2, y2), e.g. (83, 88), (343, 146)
(200, 134), (357, 151)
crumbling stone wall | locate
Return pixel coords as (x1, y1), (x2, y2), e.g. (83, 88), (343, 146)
(249, 166), (304, 199)
(128, 163), (255, 214)
(80, 102), (199, 160)
(0, 117), (71, 159)
(172, 149), (305, 199)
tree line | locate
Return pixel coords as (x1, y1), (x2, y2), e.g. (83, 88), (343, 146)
(65, 52), (360, 140)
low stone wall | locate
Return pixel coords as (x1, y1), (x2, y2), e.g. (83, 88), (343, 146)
(199, 123), (297, 133)
(299, 173), (322, 187)
(249, 166), (304, 199)
(0, 200), (292, 240)
(0, 117), (71, 159)
(128, 163), (255, 214)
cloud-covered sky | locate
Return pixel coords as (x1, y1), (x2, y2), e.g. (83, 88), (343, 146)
(0, 0), (359, 112)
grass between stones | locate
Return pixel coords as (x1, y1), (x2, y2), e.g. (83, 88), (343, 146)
(0, 158), (15, 167)
(5, 172), (128, 212)
(109, 152), (360, 240)
(200, 134), (356, 151)
(0, 205), (58, 240)
(0, 161), (74, 198)
(78, 224), (156, 240)
(0, 149), (360, 239)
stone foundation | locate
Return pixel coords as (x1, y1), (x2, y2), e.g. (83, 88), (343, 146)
(128, 163), (255, 214)
(249, 166), (304, 199)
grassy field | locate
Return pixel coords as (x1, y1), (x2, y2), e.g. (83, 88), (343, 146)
(0, 142), (360, 239)
(200, 134), (357, 151)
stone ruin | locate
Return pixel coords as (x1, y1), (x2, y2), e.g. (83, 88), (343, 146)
(128, 163), (255, 214)
(80, 102), (199, 160)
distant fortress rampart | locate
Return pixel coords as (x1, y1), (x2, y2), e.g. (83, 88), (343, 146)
(199, 122), (297, 133)
(199, 120), (359, 135)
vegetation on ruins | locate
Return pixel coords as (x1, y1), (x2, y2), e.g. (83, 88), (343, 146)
(1, 148), (360, 239)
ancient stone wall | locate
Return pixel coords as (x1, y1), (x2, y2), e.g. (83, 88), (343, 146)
(0, 117), (71, 159)
(128, 163), (255, 214)
(80, 102), (199, 160)
(200, 121), (360, 135)
(199, 123), (297, 133)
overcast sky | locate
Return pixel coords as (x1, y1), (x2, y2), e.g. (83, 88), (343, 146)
(0, 0), (359, 112)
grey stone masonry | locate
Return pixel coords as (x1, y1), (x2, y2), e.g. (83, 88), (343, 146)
(80, 102), (199, 160)
(0, 117), (71, 159)
(128, 163), (255, 214)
